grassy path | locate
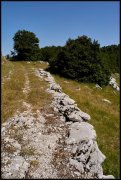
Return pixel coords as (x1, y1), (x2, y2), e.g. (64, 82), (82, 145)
(2, 61), (51, 122)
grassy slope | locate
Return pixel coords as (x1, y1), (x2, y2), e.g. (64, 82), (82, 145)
(2, 59), (120, 178)
(53, 74), (120, 178)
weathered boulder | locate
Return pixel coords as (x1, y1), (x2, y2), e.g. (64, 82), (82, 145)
(68, 111), (83, 122)
(50, 83), (62, 92)
(69, 158), (84, 173)
(78, 111), (91, 121)
(109, 77), (120, 91)
(66, 122), (96, 144)
(95, 84), (102, 89)
(67, 122), (106, 178)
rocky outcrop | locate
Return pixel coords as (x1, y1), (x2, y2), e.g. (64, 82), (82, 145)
(37, 69), (91, 122)
(36, 68), (115, 179)
(109, 77), (120, 91)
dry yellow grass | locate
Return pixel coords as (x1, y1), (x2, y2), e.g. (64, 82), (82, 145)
(26, 66), (52, 113)
(1, 60), (51, 122)
(2, 61), (26, 122)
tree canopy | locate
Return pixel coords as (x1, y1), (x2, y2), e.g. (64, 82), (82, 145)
(13, 30), (40, 61)
(100, 44), (120, 73)
(40, 46), (62, 62)
(49, 35), (110, 86)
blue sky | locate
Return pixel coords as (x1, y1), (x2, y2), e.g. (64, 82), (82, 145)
(2, 1), (120, 55)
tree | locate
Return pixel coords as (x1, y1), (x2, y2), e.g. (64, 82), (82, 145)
(100, 44), (120, 73)
(40, 46), (62, 62)
(49, 35), (110, 86)
(13, 30), (40, 61)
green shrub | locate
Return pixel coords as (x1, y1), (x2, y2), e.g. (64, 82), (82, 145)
(100, 44), (120, 73)
(49, 35), (110, 86)
(40, 46), (62, 62)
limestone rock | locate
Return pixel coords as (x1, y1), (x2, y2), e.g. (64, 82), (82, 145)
(2, 156), (30, 179)
(50, 83), (62, 92)
(95, 84), (102, 89)
(68, 111), (83, 122)
(69, 158), (84, 173)
(101, 175), (115, 179)
(66, 122), (96, 144)
(78, 111), (91, 121)
(109, 77), (120, 91)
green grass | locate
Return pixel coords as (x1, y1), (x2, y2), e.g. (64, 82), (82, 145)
(53, 74), (120, 178)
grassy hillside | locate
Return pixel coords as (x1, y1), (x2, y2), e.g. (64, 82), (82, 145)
(2, 59), (120, 178)
(53, 74), (120, 178)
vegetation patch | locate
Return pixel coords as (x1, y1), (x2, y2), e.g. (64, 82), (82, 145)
(26, 67), (52, 113)
(20, 146), (36, 156)
(48, 36), (110, 86)
(30, 160), (39, 167)
(2, 61), (26, 122)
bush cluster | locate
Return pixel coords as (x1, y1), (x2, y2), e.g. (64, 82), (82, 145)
(49, 36), (110, 86)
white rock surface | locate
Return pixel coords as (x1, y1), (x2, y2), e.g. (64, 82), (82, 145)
(95, 84), (102, 89)
(1, 105), (59, 179)
(66, 122), (96, 144)
(101, 175), (115, 179)
(2, 156), (30, 179)
(37, 68), (91, 123)
(109, 77), (120, 91)
(69, 158), (84, 173)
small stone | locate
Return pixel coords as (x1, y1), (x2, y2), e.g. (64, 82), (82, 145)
(95, 84), (102, 89)
(101, 175), (115, 179)
(102, 99), (111, 104)
(74, 171), (80, 176)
